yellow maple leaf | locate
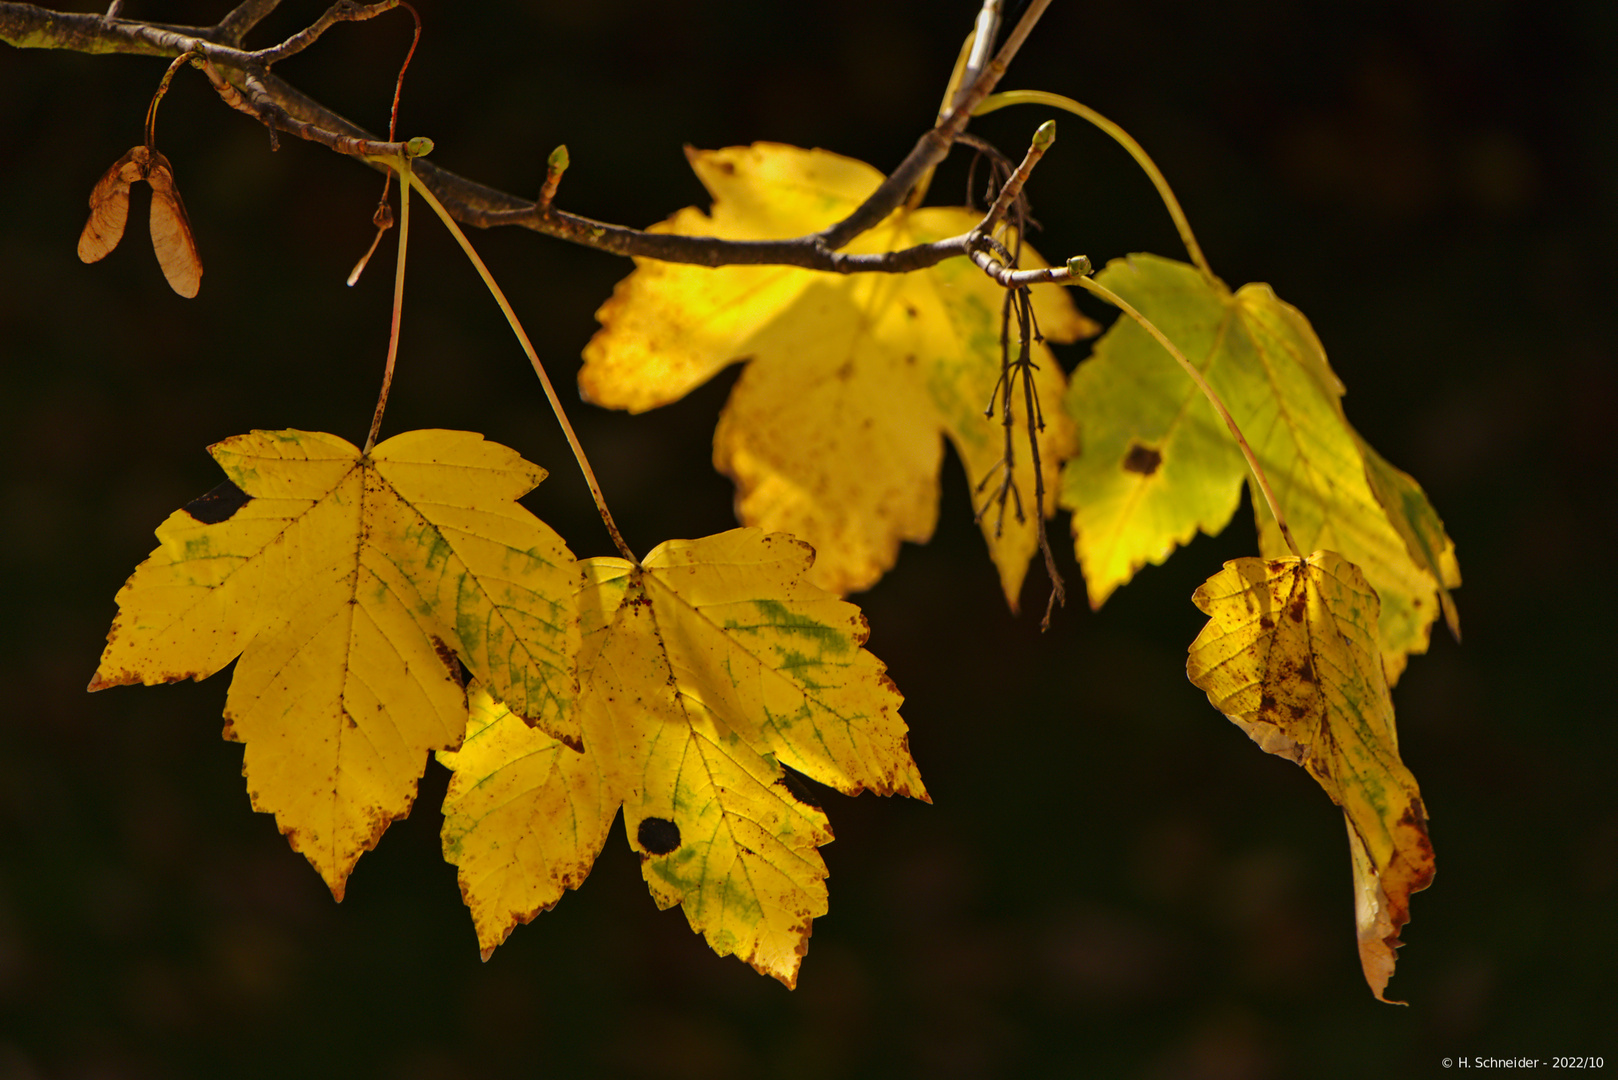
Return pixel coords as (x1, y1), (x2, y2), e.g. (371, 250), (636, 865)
(439, 528), (927, 986)
(439, 682), (611, 960)
(580, 142), (1096, 605)
(1186, 551), (1435, 1003)
(90, 429), (579, 898)
(1060, 253), (1460, 680)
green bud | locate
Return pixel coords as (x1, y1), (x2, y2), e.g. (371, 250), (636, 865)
(1066, 255), (1093, 278)
(406, 136), (434, 158)
(548, 144), (571, 171)
(1031, 119), (1056, 151)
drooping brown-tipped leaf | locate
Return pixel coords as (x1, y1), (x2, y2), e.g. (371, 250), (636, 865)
(1186, 550), (1435, 1002)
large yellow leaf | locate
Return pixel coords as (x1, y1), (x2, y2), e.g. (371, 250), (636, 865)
(1187, 551), (1435, 1003)
(439, 528), (928, 986)
(91, 429), (579, 898)
(581, 143), (1096, 605)
(1059, 253), (1460, 679)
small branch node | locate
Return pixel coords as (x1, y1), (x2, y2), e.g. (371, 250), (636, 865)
(537, 144), (569, 209)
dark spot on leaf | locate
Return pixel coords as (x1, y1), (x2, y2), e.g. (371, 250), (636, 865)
(1289, 594), (1308, 623)
(1258, 693), (1279, 718)
(1295, 657), (1316, 684)
(1122, 443), (1162, 476)
(431, 636), (465, 687)
(637, 817), (681, 855)
(1259, 615), (1274, 631)
(184, 480), (251, 524)
(777, 764), (824, 810)
(716, 160), (736, 175)
(904, 304), (918, 319)
(1288, 702), (1310, 720)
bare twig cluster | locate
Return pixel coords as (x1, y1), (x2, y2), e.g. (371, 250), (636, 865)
(1, 0), (1082, 278)
(4, 0), (1101, 616)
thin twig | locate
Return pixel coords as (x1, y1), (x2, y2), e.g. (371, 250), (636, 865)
(192, 55), (276, 144)
(400, 167), (638, 565)
(968, 244), (1089, 288)
(817, 0), (1052, 252)
(1074, 276), (1302, 557)
(952, 0), (1003, 114)
(1017, 289), (1065, 629)
(214, 0), (282, 46)
(348, 2), (420, 283)
(249, 0), (399, 67)
(1, 1), (1052, 274)
(976, 119), (1054, 236)
(975, 89), (1217, 286)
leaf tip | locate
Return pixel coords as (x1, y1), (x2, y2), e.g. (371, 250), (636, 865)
(85, 670), (121, 693)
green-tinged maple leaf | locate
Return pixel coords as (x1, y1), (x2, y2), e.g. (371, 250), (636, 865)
(1059, 253), (1459, 680)
(580, 142), (1097, 606)
(438, 527), (927, 986)
(90, 429), (579, 898)
(1187, 551), (1435, 1003)
(439, 682), (611, 961)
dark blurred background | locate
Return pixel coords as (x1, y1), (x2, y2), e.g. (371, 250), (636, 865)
(2, 1), (1614, 1077)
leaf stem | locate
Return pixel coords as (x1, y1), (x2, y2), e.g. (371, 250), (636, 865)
(363, 152), (410, 454)
(975, 90), (1216, 287)
(401, 167), (638, 565)
(144, 50), (195, 150)
(1074, 275), (1301, 558)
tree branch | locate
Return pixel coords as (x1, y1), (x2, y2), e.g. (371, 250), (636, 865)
(1, 0), (1049, 274)
(214, 0), (284, 47)
(815, 0), (1050, 251)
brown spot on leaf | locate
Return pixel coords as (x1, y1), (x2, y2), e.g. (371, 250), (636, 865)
(431, 636), (465, 688)
(777, 764), (823, 810)
(1122, 443), (1162, 476)
(1259, 615), (1274, 631)
(1258, 692), (1279, 718)
(637, 816), (681, 855)
(1295, 657), (1316, 684)
(184, 480), (252, 524)
(1289, 593), (1308, 622)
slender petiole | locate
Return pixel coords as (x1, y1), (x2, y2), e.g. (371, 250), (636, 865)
(362, 152), (410, 454)
(1074, 275), (1301, 558)
(399, 166), (638, 565)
